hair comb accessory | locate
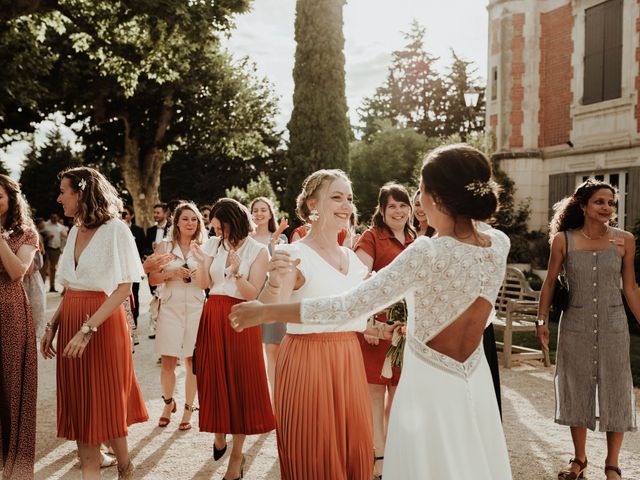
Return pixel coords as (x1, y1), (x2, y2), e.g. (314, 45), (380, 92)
(465, 180), (494, 197)
(78, 178), (87, 191)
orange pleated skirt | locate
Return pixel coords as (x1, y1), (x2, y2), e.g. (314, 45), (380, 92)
(56, 290), (148, 444)
(195, 295), (275, 434)
(275, 332), (374, 480)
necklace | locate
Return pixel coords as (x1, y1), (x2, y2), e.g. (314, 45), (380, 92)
(309, 240), (346, 273)
(580, 225), (609, 241)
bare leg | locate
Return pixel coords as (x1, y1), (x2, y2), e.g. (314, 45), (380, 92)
(180, 357), (197, 425)
(214, 432), (227, 450)
(224, 434), (246, 479)
(109, 436), (130, 468)
(369, 384), (386, 477)
(605, 432), (624, 477)
(160, 356), (178, 419)
(564, 427), (588, 476)
(77, 442), (101, 480)
(383, 385), (397, 438)
(265, 343), (279, 404)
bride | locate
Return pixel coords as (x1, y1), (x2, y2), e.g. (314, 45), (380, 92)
(229, 144), (513, 479)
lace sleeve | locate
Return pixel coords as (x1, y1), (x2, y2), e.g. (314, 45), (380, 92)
(300, 238), (434, 324)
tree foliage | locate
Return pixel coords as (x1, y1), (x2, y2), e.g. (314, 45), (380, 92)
(357, 22), (484, 142)
(2, 0), (282, 228)
(350, 126), (436, 222)
(19, 128), (81, 218)
(225, 172), (282, 212)
(284, 0), (350, 220)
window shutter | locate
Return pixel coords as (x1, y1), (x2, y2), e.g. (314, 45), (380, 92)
(548, 173), (573, 220)
(583, 3), (605, 105)
(626, 167), (640, 229)
(602, 0), (622, 101)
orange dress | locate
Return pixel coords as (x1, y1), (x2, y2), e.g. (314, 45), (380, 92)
(55, 219), (148, 444)
(353, 227), (413, 386)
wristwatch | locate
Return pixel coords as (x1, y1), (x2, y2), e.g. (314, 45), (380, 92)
(535, 318), (546, 327)
(81, 323), (98, 335)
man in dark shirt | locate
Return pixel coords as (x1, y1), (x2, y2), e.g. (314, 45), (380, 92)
(123, 205), (145, 328)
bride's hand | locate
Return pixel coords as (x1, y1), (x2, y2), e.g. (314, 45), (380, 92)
(268, 250), (300, 284)
(229, 300), (267, 332)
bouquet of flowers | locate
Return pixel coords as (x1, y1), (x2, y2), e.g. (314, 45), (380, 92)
(381, 299), (408, 378)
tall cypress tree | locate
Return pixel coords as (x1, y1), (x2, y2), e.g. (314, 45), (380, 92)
(285, 0), (350, 219)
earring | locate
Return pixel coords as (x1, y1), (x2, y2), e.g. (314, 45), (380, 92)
(432, 202), (436, 206)
(309, 209), (319, 222)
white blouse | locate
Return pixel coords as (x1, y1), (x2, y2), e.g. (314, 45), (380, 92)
(203, 236), (267, 300)
(58, 219), (145, 295)
(300, 228), (511, 345)
(281, 242), (369, 334)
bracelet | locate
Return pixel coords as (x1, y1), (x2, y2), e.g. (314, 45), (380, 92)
(231, 271), (243, 280)
(45, 322), (56, 332)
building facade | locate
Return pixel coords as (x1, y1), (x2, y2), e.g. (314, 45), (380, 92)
(487, 0), (640, 230)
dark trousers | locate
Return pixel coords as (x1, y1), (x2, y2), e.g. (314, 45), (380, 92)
(483, 323), (502, 418)
(132, 282), (140, 327)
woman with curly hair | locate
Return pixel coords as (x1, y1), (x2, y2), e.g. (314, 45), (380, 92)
(536, 179), (640, 480)
(40, 167), (147, 479)
(0, 175), (39, 479)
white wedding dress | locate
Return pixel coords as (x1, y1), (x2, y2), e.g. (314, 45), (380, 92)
(300, 228), (513, 479)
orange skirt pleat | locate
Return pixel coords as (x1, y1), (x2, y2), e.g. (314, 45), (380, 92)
(56, 290), (148, 444)
(275, 332), (374, 480)
(195, 295), (275, 434)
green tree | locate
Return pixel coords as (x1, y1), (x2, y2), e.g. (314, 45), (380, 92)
(225, 172), (281, 210)
(19, 128), (82, 217)
(350, 126), (435, 222)
(284, 0), (350, 220)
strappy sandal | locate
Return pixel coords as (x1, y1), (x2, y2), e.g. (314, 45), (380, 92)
(179, 403), (199, 431)
(373, 455), (384, 480)
(100, 451), (117, 468)
(558, 457), (587, 479)
(117, 461), (135, 480)
(605, 465), (622, 479)
(158, 395), (176, 427)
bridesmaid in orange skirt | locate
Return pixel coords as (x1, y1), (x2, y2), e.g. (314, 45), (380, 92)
(40, 167), (147, 479)
(246, 170), (395, 480)
(192, 198), (274, 480)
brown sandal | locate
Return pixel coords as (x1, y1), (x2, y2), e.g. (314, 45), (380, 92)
(179, 403), (198, 431)
(158, 395), (176, 427)
(558, 457), (587, 479)
(605, 465), (622, 479)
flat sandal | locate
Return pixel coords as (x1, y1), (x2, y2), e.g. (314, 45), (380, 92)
(558, 457), (587, 480)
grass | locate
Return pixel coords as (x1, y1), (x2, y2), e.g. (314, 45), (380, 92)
(494, 320), (640, 387)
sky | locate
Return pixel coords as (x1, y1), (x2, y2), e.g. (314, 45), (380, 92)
(0, 0), (488, 177)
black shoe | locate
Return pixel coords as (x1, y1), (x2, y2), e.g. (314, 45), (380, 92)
(148, 334), (156, 339)
(213, 442), (227, 461)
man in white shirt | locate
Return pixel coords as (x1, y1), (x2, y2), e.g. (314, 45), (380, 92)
(42, 212), (68, 293)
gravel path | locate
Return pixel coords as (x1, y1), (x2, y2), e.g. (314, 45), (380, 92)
(34, 282), (640, 479)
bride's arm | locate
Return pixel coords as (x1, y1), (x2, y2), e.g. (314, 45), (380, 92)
(230, 240), (433, 329)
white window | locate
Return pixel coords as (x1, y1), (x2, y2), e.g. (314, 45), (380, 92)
(576, 171), (626, 228)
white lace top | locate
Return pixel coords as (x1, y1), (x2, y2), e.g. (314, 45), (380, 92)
(203, 236), (267, 299)
(58, 219), (145, 295)
(300, 228), (510, 344)
(281, 242), (369, 334)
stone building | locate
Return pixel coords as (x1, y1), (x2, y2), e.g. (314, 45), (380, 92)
(487, 0), (640, 230)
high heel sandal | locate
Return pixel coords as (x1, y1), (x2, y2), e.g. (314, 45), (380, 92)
(373, 455), (384, 480)
(117, 461), (135, 480)
(605, 465), (622, 479)
(558, 457), (587, 479)
(158, 395), (176, 427)
(223, 455), (245, 480)
(179, 403), (198, 431)
(212, 435), (227, 461)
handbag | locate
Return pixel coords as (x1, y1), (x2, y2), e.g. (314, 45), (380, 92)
(551, 231), (569, 313)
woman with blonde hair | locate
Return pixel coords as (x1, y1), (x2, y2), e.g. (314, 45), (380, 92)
(0, 175), (39, 479)
(249, 196), (289, 397)
(40, 167), (147, 479)
(244, 170), (391, 479)
(537, 179), (639, 480)
(149, 202), (206, 430)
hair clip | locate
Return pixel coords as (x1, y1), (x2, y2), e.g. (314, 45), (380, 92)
(78, 178), (87, 191)
(465, 180), (493, 197)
